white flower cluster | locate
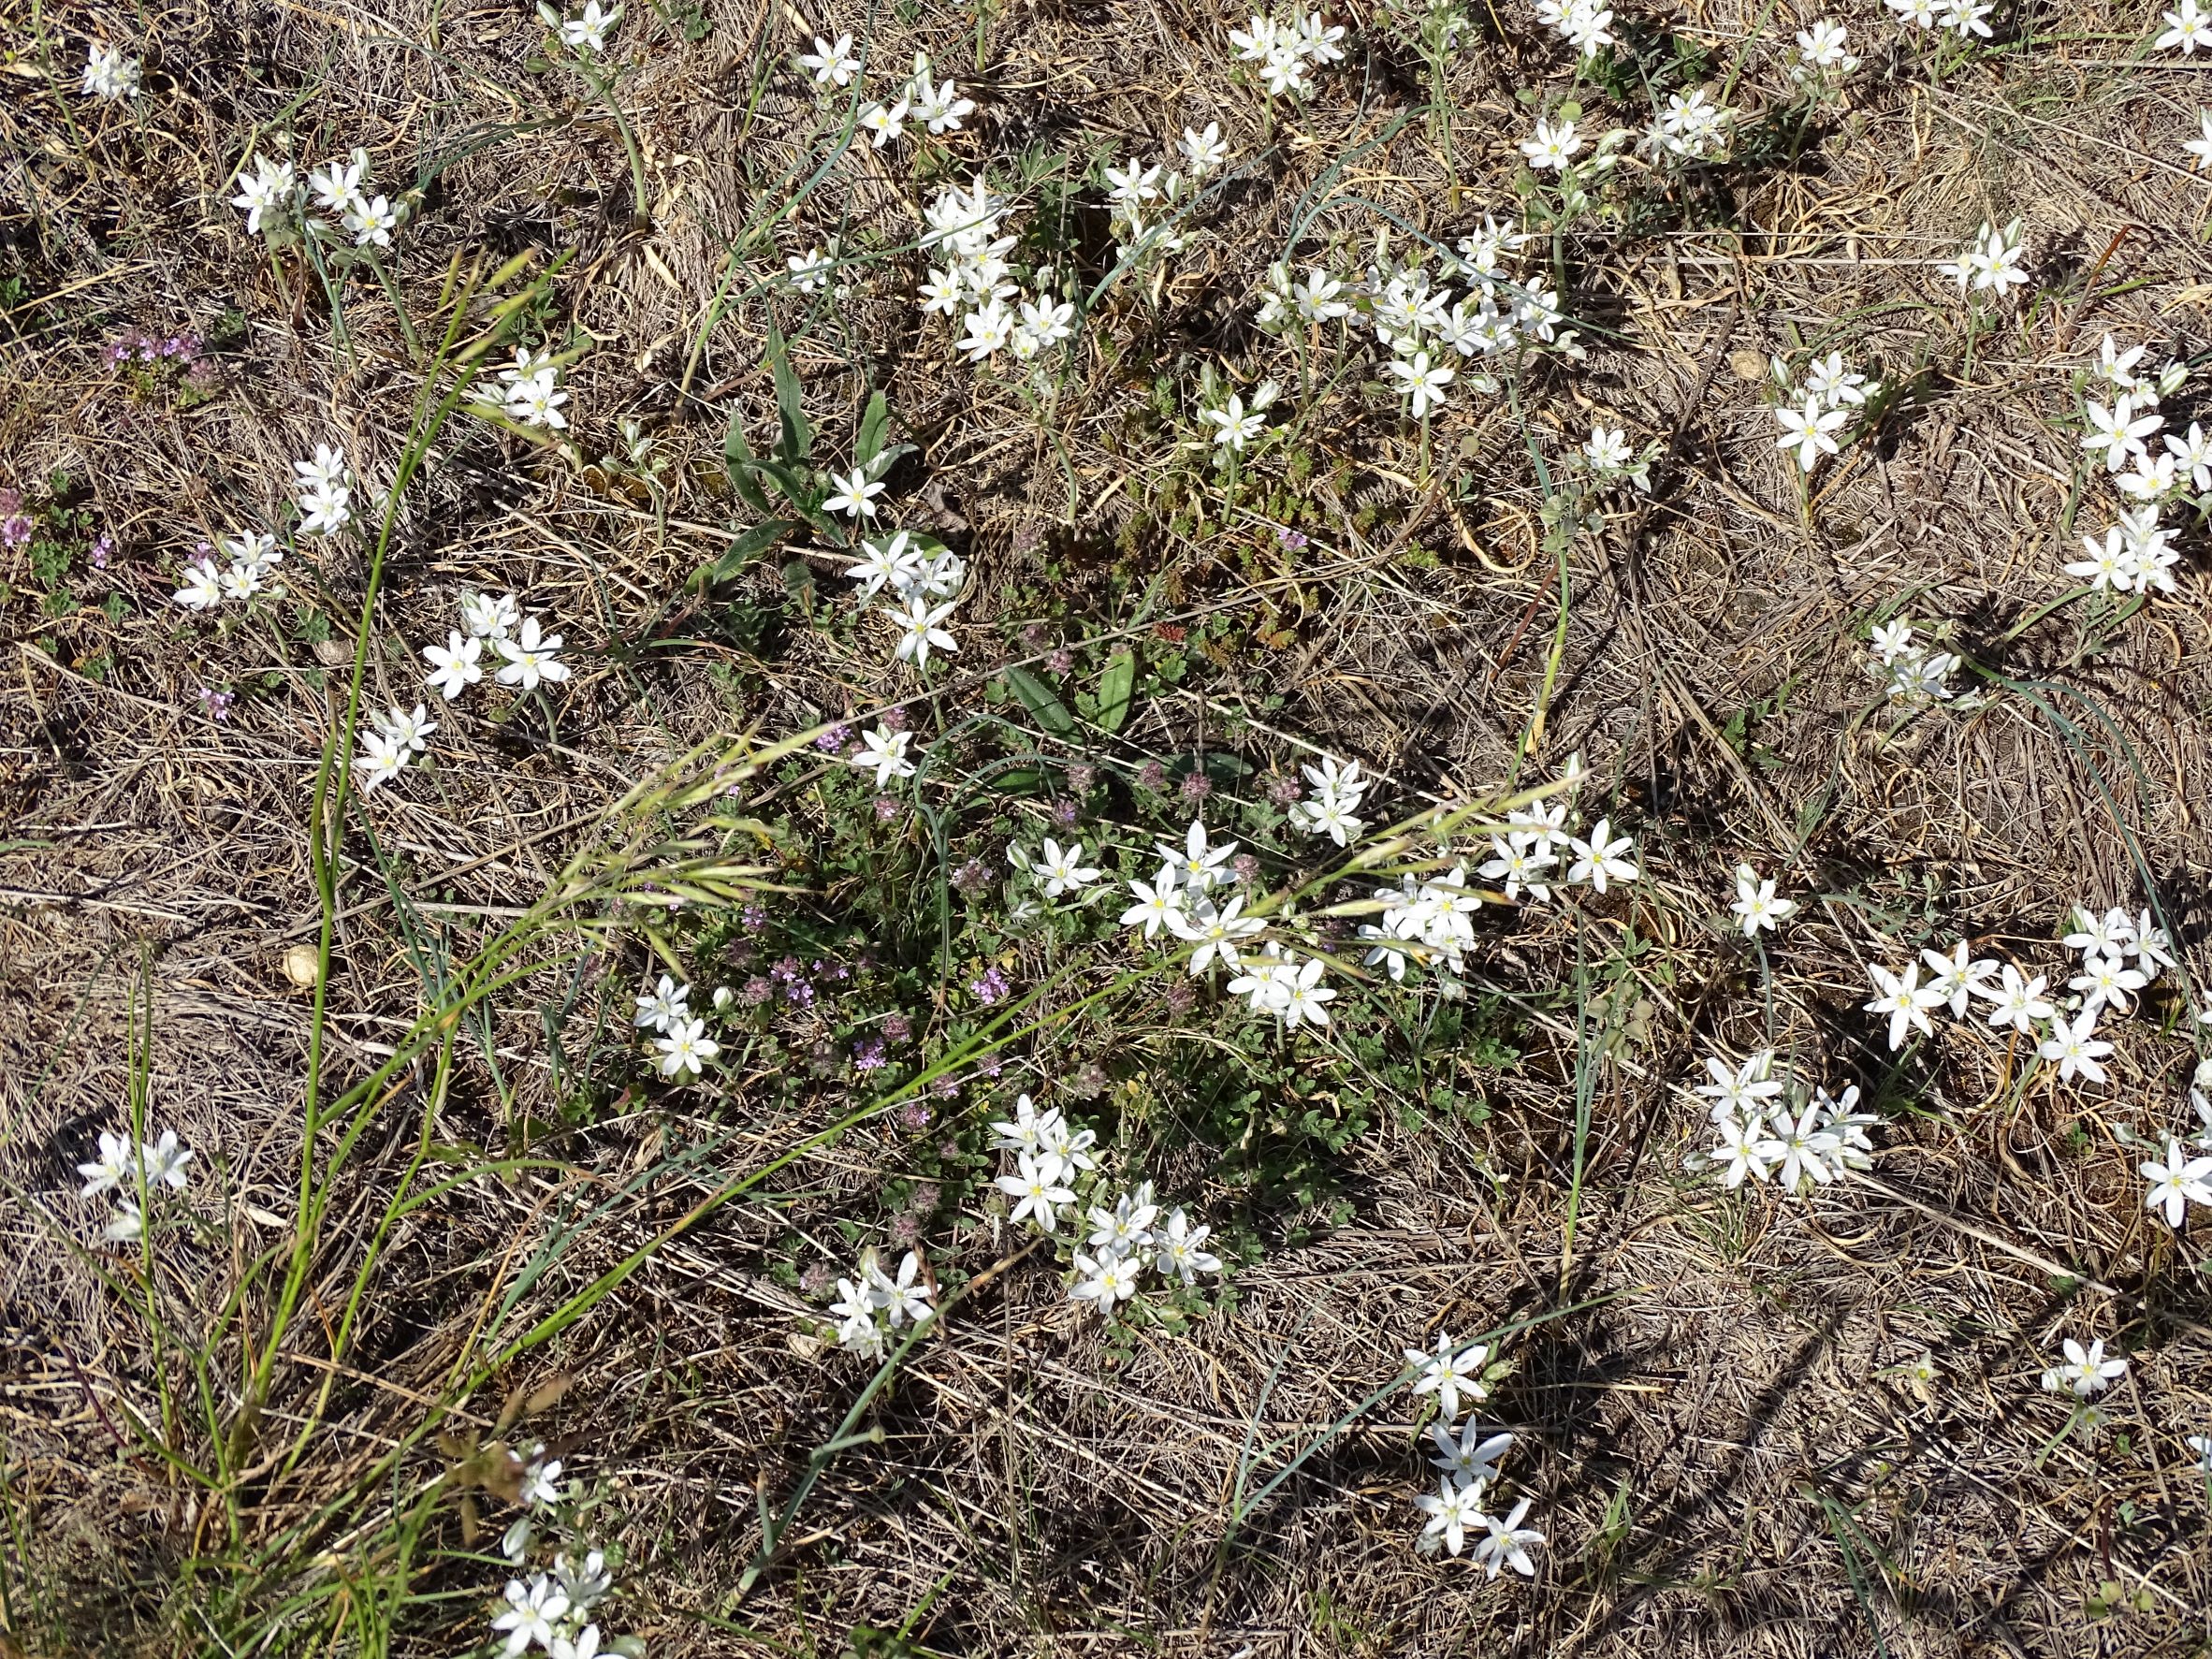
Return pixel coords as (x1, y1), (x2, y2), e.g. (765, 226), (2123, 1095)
(1690, 1051), (1875, 1194)
(294, 443), (357, 536)
(539, 0), (619, 52)
(231, 148), (404, 248)
(1477, 805), (1638, 904)
(1228, 10), (1346, 99)
(1730, 863), (1796, 937)
(479, 346), (573, 432)
(1867, 618), (1961, 702)
(1773, 350), (1878, 473)
(989, 1096), (1229, 1319)
(633, 974), (720, 1080)
(838, 528), (966, 670)
(1287, 755), (1370, 846)
(173, 531), (283, 611)
(1534, 0), (1615, 55)
(2041, 1338), (2128, 1399)
(852, 50), (976, 147)
(1404, 1333), (1544, 1574)
(1359, 863), (1483, 984)
(81, 43), (141, 101)
(1069, 1180), (1224, 1317)
(421, 589), (570, 702)
(913, 177), (1077, 371)
(1101, 122), (1231, 264)
(826, 1247), (936, 1358)
(354, 704), (436, 792)
(490, 1549), (628, 1659)
(1120, 786), (1634, 1027)
(989, 1092), (1099, 1234)
(1256, 213), (1579, 417)
(796, 36), (975, 149)
(1579, 425), (1656, 493)
(1199, 379), (1279, 455)
(1789, 19), (1859, 80)
(2070, 335), (2194, 595)
(1858, 904), (2176, 1091)
(1225, 946), (1337, 1026)
(76, 1126), (192, 1243)
(1884, 0), (1995, 40)
(1113, 820), (1338, 1026)
(1644, 88), (1731, 160)
(1010, 836), (1101, 899)
(1939, 218), (2027, 298)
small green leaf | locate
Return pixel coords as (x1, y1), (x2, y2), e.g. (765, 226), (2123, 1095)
(701, 518), (804, 589)
(854, 389), (890, 468)
(721, 415), (771, 516)
(1169, 750), (1251, 788)
(748, 453), (822, 522)
(864, 440), (916, 482)
(1096, 648), (1138, 733)
(767, 323), (811, 465)
(1003, 665), (1075, 735)
(781, 556), (818, 618)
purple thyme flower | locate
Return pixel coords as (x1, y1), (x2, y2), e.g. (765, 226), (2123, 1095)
(968, 965), (1011, 1006)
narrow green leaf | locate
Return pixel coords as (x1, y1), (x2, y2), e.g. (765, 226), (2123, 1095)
(854, 389), (890, 469)
(721, 414), (771, 517)
(781, 556), (818, 618)
(1003, 666), (1075, 736)
(1096, 648), (1138, 734)
(748, 453), (817, 516)
(767, 324), (811, 464)
(701, 518), (803, 589)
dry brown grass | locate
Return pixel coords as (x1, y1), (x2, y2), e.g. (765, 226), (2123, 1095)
(6, 0), (2212, 1653)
